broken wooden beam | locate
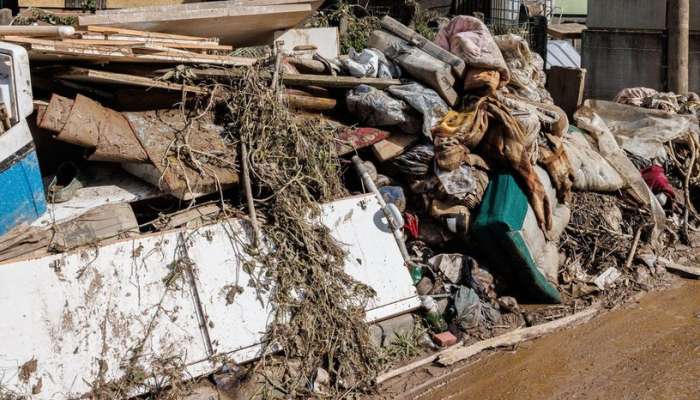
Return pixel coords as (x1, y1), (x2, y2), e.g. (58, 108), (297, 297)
(376, 307), (599, 384)
(0, 25), (75, 38)
(54, 67), (208, 94)
(371, 133), (419, 162)
(285, 94), (337, 112)
(283, 73), (401, 89)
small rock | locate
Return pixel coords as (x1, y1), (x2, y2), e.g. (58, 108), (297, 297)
(369, 324), (383, 348)
(497, 296), (520, 313)
(313, 368), (330, 393)
(436, 299), (449, 314)
(377, 314), (415, 347)
(432, 331), (458, 347)
(417, 332), (439, 349)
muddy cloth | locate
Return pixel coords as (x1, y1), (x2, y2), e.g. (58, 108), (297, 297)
(613, 87), (660, 107)
(464, 68), (501, 94)
(346, 84), (420, 134)
(433, 96), (553, 232)
(495, 34), (552, 104)
(388, 82), (449, 138)
(642, 165), (675, 200)
(465, 257), (498, 303)
(434, 16), (510, 89)
(614, 87), (700, 117)
(538, 133), (574, 203)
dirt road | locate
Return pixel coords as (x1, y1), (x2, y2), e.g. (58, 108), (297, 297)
(382, 279), (700, 400)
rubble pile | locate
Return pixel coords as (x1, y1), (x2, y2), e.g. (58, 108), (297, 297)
(0, 1), (699, 399)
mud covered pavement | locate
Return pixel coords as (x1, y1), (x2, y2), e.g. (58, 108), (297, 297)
(377, 278), (700, 400)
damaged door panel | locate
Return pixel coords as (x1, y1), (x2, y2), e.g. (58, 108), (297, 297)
(0, 193), (419, 398)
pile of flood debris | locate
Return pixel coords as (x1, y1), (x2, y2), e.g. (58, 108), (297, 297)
(1, 1), (700, 399)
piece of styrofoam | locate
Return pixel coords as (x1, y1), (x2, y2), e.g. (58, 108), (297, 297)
(274, 27), (339, 59)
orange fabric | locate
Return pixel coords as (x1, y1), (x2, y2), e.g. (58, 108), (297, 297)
(433, 96), (553, 232)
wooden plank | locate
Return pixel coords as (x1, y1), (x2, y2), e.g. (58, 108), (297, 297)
(548, 23), (587, 40)
(96, 0), (315, 14)
(24, 41), (255, 65)
(0, 25), (75, 38)
(376, 307), (599, 384)
(285, 94), (337, 112)
(283, 73), (401, 89)
(78, 2), (318, 46)
(19, 0), (193, 8)
(79, 32), (224, 46)
(64, 37), (233, 51)
(546, 66), (587, 121)
(55, 67), (209, 94)
(86, 25), (216, 42)
(371, 133), (419, 162)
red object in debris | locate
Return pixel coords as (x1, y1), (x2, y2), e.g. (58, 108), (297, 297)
(432, 331), (458, 347)
(641, 165), (675, 199)
(336, 127), (391, 156)
(404, 212), (420, 239)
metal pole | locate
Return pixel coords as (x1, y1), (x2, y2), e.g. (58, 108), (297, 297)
(351, 156), (411, 262)
(669, 0), (690, 94)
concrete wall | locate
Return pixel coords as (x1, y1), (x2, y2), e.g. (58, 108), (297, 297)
(587, 0), (667, 30)
(583, 0), (700, 99)
(582, 30), (666, 99)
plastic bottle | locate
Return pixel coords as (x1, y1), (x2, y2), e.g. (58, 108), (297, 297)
(421, 296), (447, 332)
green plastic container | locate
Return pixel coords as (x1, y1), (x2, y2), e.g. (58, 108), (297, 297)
(471, 172), (561, 304)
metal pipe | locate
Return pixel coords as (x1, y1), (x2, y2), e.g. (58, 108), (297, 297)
(352, 156), (411, 261)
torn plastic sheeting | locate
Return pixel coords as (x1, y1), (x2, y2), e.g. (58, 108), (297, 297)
(435, 165), (476, 197)
(387, 82), (449, 138)
(582, 100), (699, 161)
(574, 100), (666, 233)
(346, 84), (420, 134)
(453, 286), (500, 331)
(342, 48), (400, 79)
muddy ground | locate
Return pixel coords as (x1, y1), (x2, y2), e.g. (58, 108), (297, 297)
(376, 278), (700, 400)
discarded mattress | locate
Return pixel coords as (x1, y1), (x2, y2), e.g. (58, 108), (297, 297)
(471, 171), (562, 303)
